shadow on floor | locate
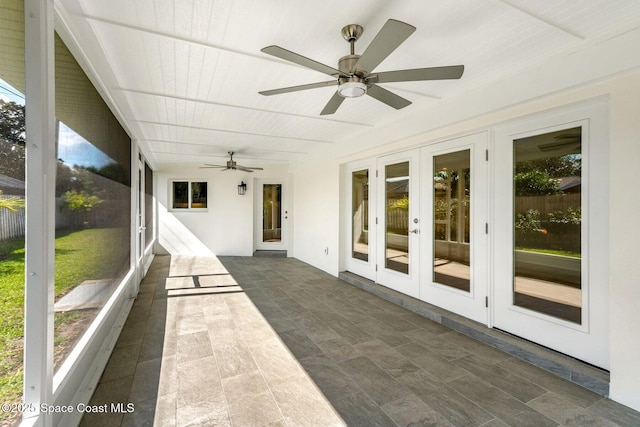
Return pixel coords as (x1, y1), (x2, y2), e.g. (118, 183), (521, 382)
(81, 255), (640, 427)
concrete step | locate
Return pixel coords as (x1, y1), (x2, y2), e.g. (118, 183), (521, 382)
(253, 250), (287, 258)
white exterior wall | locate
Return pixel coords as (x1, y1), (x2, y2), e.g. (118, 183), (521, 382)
(156, 164), (289, 256)
(609, 79), (640, 411)
(291, 161), (340, 276)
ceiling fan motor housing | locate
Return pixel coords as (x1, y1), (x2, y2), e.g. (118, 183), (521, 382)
(338, 54), (367, 97)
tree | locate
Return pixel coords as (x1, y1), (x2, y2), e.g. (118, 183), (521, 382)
(514, 170), (561, 196)
(515, 155), (581, 178)
(62, 190), (103, 228)
(0, 100), (26, 180)
(0, 100), (25, 146)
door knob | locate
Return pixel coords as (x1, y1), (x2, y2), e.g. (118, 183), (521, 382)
(410, 229), (420, 234)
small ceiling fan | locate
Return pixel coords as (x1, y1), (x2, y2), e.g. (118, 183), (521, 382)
(259, 19), (464, 115)
(200, 152), (264, 173)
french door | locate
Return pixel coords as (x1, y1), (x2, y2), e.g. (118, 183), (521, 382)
(256, 180), (287, 251)
(376, 150), (420, 298)
(345, 102), (609, 368)
(420, 134), (488, 323)
(349, 136), (488, 320)
(492, 101), (609, 369)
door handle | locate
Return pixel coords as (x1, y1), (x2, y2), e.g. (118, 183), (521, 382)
(409, 229), (420, 234)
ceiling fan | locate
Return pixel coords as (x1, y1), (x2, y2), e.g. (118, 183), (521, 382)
(200, 152), (264, 173)
(259, 19), (464, 115)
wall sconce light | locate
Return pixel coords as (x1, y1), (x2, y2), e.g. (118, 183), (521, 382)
(238, 181), (247, 195)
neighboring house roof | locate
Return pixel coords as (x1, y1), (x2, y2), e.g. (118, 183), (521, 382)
(0, 173), (25, 195)
(558, 176), (581, 192)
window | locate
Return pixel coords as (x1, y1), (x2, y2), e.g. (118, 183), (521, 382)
(172, 180), (208, 210)
(54, 33), (132, 372)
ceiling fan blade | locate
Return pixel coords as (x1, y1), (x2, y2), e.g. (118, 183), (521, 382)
(199, 165), (225, 168)
(236, 166), (255, 173)
(320, 91), (346, 115)
(374, 65), (464, 83)
(259, 80), (338, 96)
(236, 165), (264, 171)
(352, 19), (416, 73)
(366, 84), (411, 110)
(261, 45), (346, 77)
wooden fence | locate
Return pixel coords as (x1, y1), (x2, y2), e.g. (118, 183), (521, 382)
(515, 193), (581, 215)
(0, 196), (25, 240)
(387, 208), (408, 232)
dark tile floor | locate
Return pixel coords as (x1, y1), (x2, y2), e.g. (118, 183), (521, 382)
(80, 255), (640, 426)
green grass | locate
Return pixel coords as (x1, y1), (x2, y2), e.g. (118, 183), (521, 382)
(0, 227), (129, 420)
(0, 238), (27, 410)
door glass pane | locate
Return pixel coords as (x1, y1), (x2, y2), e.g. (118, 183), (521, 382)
(385, 162), (409, 274)
(352, 170), (369, 261)
(263, 184), (282, 242)
(144, 162), (154, 247)
(513, 127), (582, 324)
(433, 150), (471, 291)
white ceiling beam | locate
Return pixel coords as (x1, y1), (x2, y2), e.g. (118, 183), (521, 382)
(84, 15), (275, 63)
(484, 0), (585, 40)
(137, 120), (335, 144)
(145, 139), (308, 155)
(152, 150), (291, 162)
(119, 88), (374, 128)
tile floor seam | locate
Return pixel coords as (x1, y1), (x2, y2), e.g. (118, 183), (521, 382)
(206, 311), (233, 427)
(245, 354), (289, 426)
(377, 393), (423, 427)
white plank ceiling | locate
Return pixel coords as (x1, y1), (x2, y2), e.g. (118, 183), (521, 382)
(55, 0), (640, 168)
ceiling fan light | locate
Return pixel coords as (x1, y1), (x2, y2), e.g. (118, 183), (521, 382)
(338, 81), (367, 98)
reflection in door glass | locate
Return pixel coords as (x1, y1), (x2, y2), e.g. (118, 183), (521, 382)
(433, 150), (471, 291)
(513, 127), (582, 324)
(385, 162), (409, 274)
(352, 170), (369, 261)
(263, 184), (282, 242)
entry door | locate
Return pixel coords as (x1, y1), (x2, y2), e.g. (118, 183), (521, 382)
(256, 181), (287, 251)
(492, 101), (610, 369)
(376, 149), (420, 298)
(420, 134), (488, 323)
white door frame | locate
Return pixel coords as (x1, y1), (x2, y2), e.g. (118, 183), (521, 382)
(135, 157), (146, 288)
(492, 99), (610, 369)
(376, 149), (420, 299)
(343, 159), (377, 280)
(420, 132), (489, 324)
(255, 179), (287, 251)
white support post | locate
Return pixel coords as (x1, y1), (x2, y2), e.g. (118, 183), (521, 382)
(23, 0), (55, 425)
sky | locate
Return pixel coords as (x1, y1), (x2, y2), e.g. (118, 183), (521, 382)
(1, 77), (114, 169)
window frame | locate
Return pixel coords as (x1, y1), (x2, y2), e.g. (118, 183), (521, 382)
(170, 179), (208, 211)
